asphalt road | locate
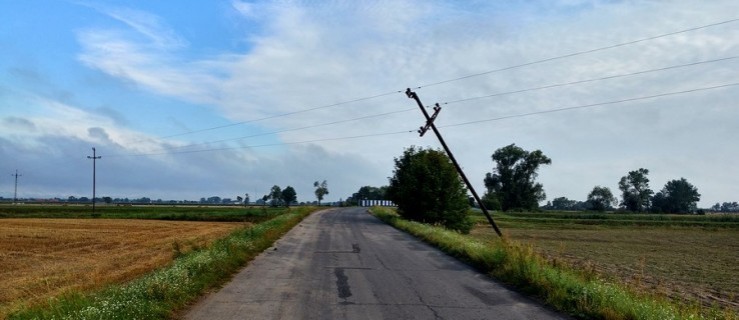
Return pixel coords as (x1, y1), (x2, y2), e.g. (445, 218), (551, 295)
(185, 207), (566, 320)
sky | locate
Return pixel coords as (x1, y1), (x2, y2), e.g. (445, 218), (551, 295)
(0, 0), (737, 207)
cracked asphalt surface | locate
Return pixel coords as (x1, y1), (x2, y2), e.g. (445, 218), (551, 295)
(184, 207), (567, 320)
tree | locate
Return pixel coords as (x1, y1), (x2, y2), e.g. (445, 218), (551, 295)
(484, 144), (552, 211)
(269, 185), (282, 207)
(244, 193), (250, 206)
(386, 147), (472, 233)
(651, 178), (700, 213)
(618, 168), (653, 212)
(236, 196), (243, 204)
(348, 185), (388, 205)
(314, 180), (329, 205)
(281, 186), (297, 207)
(721, 202), (739, 212)
(587, 186), (616, 212)
(102, 196), (113, 204)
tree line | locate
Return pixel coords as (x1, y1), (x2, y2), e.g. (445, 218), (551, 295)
(380, 143), (724, 234)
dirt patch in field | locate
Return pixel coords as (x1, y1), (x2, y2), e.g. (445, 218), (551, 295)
(0, 218), (245, 317)
(472, 226), (739, 312)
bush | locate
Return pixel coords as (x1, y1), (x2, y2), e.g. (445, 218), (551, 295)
(387, 146), (472, 233)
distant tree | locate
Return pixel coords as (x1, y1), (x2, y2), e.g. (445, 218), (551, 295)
(387, 146), (472, 233)
(651, 178), (701, 213)
(481, 192), (502, 211)
(587, 186), (616, 212)
(102, 196), (113, 204)
(314, 180), (329, 205)
(207, 196), (221, 204)
(244, 193), (250, 206)
(721, 202), (739, 212)
(236, 196), (243, 204)
(545, 197), (587, 211)
(68, 196), (77, 202)
(268, 186), (283, 207)
(484, 144), (551, 211)
(618, 168), (653, 212)
(349, 185), (388, 205)
(281, 186), (297, 207)
(79, 197), (90, 202)
(200, 197), (207, 204)
(711, 203), (721, 212)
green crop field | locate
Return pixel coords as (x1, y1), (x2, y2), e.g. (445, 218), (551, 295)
(0, 204), (288, 222)
(472, 211), (739, 312)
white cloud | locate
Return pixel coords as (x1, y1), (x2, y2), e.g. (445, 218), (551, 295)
(7, 0), (737, 206)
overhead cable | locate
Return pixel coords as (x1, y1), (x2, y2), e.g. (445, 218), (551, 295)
(433, 56), (738, 107)
(413, 18), (739, 90)
(439, 82), (739, 128)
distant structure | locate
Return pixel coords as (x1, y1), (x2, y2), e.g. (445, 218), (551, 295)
(359, 199), (396, 207)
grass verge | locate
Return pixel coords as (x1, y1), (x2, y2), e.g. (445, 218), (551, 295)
(372, 207), (736, 320)
(8, 207), (318, 320)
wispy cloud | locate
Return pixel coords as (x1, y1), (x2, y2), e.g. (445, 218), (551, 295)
(5, 0), (737, 205)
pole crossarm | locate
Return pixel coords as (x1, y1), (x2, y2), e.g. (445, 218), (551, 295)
(405, 88), (503, 237)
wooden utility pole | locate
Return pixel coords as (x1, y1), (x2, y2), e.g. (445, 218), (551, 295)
(406, 89), (502, 237)
(11, 170), (21, 204)
(87, 148), (101, 215)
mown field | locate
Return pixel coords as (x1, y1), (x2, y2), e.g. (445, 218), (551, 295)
(472, 211), (739, 312)
(0, 205), (313, 319)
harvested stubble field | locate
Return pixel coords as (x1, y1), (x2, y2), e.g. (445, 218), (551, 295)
(0, 218), (244, 318)
(472, 212), (739, 312)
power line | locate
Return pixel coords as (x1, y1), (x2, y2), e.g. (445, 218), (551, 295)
(155, 90), (403, 140)
(135, 18), (737, 145)
(439, 82), (739, 128)
(413, 18), (739, 90)
(125, 56), (735, 156)
(112, 108), (416, 155)
(433, 56), (738, 107)
(110, 129), (415, 157)
(109, 81), (737, 158)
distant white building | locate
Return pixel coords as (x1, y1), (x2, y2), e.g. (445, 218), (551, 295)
(359, 199), (396, 207)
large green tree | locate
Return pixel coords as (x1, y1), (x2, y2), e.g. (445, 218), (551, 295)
(484, 144), (551, 211)
(281, 186), (297, 208)
(651, 178), (700, 213)
(587, 186), (616, 211)
(387, 146), (472, 233)
(618, 168), (653, 212)
(269, 185), (283, 207)
(313, 180), (329, 205)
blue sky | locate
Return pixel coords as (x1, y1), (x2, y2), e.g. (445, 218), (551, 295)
(1, 0), (737, 206)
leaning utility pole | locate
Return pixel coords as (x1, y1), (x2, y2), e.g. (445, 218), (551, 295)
(11, 170), (21, 205)
(405, 89), (502, 237)
(87, 148), (101, 215)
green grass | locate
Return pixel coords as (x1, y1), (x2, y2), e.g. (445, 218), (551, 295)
(372, 207), (737, 320)
(0, 204), (288, 223)
(8, 207), (318, 320)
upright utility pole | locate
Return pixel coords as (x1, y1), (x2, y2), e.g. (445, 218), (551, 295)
(11, 170), (21, 204)
(87, 148), (101, 214)
(405, 89), (502, 237)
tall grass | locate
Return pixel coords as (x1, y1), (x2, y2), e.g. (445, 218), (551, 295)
(8, 207), (317, 320)
(372, 207), (736, 320)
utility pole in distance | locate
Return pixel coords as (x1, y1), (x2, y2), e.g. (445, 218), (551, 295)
(87, 148), (101, 215)
(11, 170), (21, 205)
(405, 88), (502, 237)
